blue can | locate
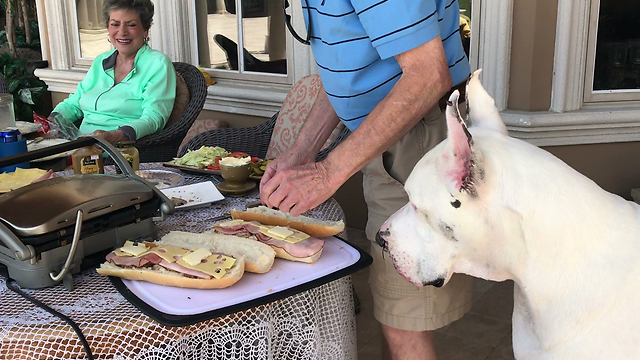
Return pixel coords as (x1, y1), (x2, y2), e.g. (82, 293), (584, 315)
(0, 128), (22, 143)
(0, 127), (29, 173)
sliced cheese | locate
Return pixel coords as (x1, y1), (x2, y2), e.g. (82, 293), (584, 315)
(267, 226), (293, 239)
(147, 244), (190, 263)
(118, 241), (150, 257)
(177, 253), (236, 279)
(180, 248), (213, 266)
(213, 219), (246, 227)
(258, 225), (310, 244)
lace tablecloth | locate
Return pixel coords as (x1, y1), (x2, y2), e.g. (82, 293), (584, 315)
(0, 163), (356, 360)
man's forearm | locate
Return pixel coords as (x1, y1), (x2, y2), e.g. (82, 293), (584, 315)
(323, 37), (453, 184)
(289, 84), (341, 160)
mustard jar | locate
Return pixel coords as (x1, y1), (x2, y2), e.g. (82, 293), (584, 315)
(113, 140), (140, 173)
(71, 145), (105, 175)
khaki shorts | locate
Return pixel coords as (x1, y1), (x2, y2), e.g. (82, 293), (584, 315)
(362, 104), (474, 331)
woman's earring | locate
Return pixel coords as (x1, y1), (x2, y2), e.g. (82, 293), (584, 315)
(144, 36), (150, 43)
(107, 36), (111, 43)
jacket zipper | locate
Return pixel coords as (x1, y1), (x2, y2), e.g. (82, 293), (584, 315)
(94, 68), (135, 111)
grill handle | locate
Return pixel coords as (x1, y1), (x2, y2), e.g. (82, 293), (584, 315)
(50, 209), (84, 282)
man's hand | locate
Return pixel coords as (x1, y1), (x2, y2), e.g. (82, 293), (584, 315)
(91, 129), (127, 143)
(259, 160), (340, 216)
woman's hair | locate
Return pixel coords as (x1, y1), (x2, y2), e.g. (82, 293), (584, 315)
(103, 0), (154, 30)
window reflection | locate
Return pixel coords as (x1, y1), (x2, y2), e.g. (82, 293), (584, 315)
(77, 0), (110, 59)
(195, 0), (287, 75)
(593, 0), (640, 91)
(459, 0), (472, 58)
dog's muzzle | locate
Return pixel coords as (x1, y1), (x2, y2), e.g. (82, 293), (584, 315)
(423, 278), (445, 288)
(375, 230), (389, 250)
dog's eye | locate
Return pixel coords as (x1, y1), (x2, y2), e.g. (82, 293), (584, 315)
(451, 199), (461, 208)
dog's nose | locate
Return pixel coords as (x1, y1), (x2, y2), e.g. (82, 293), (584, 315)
(423, 278), (445, 288)
(375, 230), (389, 250)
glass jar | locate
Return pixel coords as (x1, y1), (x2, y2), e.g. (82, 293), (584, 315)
(113, 140), (140, 173)
(0, 94), (16, 130)
(71, 145), (104, 175)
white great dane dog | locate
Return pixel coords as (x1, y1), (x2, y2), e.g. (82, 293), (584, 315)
(378, 70), (640, 359)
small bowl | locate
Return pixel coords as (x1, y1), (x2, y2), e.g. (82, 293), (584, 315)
(219, 163), (251, 189)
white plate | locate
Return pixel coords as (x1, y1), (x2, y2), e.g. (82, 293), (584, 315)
(15, 121), (42, 135)
(160, 181), (224, 210)
(121, 236), (360, 316)
(27, 138), (75, 162)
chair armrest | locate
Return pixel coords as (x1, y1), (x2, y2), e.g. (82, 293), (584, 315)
(316, 127), (351, 162)
(179, 112), (278, 159)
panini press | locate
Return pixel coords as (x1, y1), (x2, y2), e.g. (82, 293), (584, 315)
(0, 137), (174, 289)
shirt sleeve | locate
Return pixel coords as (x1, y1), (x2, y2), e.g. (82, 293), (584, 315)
(51, 56), (105, 122)
(124, 55), (176, 139)
(351, 0), (441, 59)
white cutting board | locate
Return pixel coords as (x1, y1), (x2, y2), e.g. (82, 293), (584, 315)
(122, 236), (360, 315)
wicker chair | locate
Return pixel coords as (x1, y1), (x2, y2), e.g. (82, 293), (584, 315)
(179, 75), (350, 162)
(136, 62), (207, 162)
(0, 74), (9, 94)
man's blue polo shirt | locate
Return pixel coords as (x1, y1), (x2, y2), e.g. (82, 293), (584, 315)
(302, 0), (470, 131)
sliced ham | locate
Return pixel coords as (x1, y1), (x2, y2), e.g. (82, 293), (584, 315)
(158, 260), (212, 279)
(215, 223), (324, 258)
(257, 235), (324, 258)
(106, 252), (212, 279)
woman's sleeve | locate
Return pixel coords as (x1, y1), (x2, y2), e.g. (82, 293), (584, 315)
(51, 60), (101, 122)
(125, 56), (176, 139)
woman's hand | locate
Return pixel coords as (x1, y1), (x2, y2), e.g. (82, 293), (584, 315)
(91, 129), (127, 143)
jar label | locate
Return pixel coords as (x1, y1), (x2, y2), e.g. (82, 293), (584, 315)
(81, 156), (99, 174)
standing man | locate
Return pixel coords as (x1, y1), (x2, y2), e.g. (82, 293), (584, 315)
(261, 1), (474, 358)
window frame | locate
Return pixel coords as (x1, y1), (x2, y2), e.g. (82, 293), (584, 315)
(189, 0), (294, 85)
(583, 0), (640, 103)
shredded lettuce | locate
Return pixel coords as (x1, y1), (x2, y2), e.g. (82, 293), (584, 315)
(172, 146), (228, 168)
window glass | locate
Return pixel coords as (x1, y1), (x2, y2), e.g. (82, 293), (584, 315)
(593, 1), (640, 91)
(195, 0), (287, 75)
(459, 0), (472, 59)
(76, 0), (111, 59)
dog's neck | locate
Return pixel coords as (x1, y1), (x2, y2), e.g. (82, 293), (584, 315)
(464, 136), (640, 353)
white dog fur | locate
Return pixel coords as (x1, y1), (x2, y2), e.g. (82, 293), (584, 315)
(379, 70), (640, 359)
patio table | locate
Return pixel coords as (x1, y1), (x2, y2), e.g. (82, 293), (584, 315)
(0, 163), (358, 360)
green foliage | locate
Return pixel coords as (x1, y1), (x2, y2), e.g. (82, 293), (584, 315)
(0, 53), (46, 121)
(0, 19), (40, 50)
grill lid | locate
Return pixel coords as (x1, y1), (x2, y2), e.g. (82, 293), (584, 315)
(0, 174), (155, 236)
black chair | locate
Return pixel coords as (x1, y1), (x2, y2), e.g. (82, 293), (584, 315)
(135, 62), (207, 162)
(214, 34), (287, 75)
(179, 111), (350, 162)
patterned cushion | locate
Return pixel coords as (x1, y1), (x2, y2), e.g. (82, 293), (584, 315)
(265, 75), (345, 159)
(178, 119), (229, 155)
(166, 73), (190, 128)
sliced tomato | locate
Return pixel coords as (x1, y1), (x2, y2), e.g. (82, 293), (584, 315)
(228, 152), (250, 158)
(250, 156), (260, 163)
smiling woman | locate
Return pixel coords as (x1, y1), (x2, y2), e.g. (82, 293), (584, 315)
(48, 0), (176, 144)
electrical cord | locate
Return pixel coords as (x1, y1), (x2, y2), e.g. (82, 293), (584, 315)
(3, 276), (95, 360)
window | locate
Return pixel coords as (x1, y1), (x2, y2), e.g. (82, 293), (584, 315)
(584, 0), (640, 102)
(193, 0), (290, 83)
(76, 0), (110, 61)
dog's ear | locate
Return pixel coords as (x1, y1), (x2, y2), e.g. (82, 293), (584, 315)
(465, 69), (508, 135)
(440, 90), (484, 196)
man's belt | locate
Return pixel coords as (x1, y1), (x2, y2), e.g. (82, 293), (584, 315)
(438, 81), (466, 112)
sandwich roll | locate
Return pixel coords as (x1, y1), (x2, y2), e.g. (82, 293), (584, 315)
(230, 206), (344, 238)
(211, 219), (324, 264)
(97, 240), (245, 289)
(159, 231), (276, 274)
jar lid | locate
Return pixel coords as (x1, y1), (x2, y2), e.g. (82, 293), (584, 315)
(114, 140), (135, 148)
(0, 93), (13, 104)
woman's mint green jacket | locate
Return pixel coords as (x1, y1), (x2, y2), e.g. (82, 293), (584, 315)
(53, 44), (176, 140)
